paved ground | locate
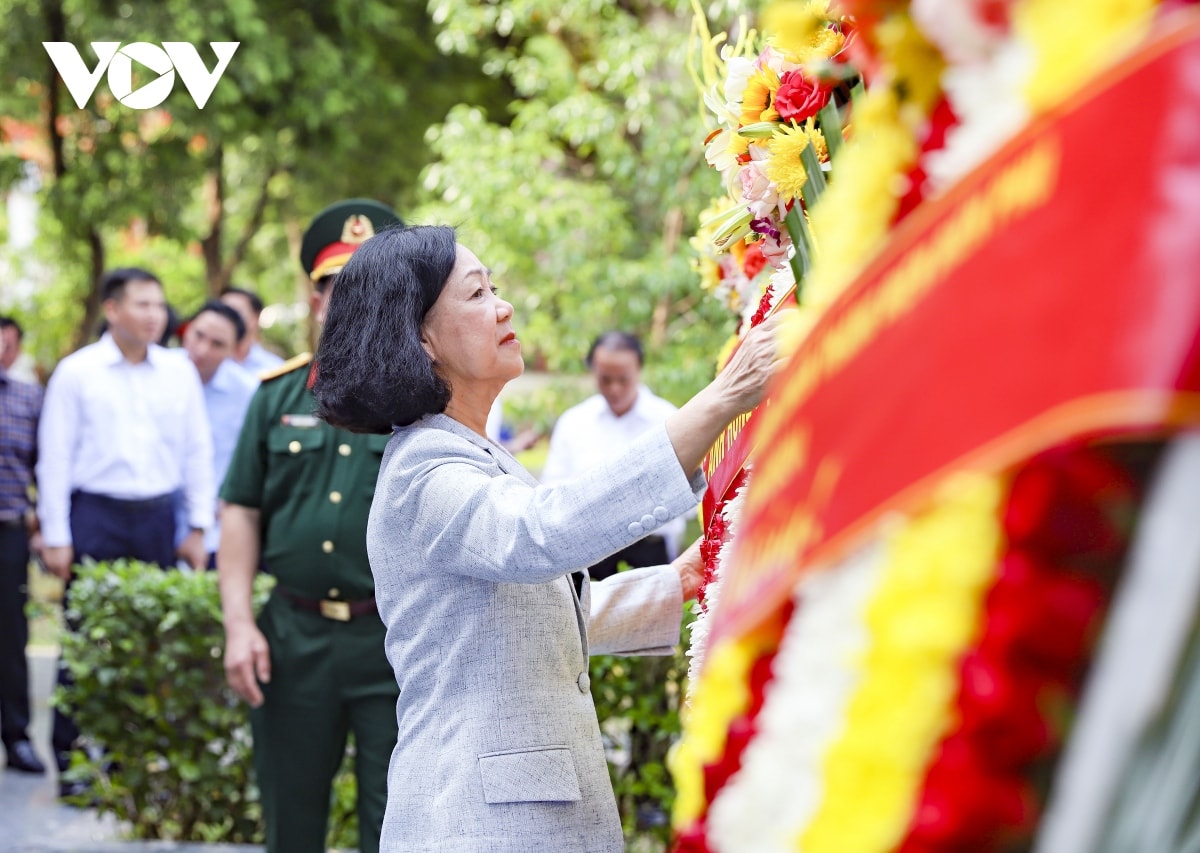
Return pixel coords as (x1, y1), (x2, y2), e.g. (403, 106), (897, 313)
(0, 649), (259, 853)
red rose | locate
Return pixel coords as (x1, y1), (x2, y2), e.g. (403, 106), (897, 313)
(774, 70), (833, 124)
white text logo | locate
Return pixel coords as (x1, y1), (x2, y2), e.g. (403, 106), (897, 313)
(43, 42), (240, 110)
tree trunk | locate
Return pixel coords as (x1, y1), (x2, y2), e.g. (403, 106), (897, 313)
(200, 145), (225, 295)
(199, 144), (280, 296)
(72, 226), (106, 351)
(649, 205), (685, 351)
(46, 0), (105, 352)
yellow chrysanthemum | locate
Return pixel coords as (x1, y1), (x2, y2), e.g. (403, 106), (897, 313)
(800, 25), (846, 65)
(796, 474), (1002, 853)
(715, 332), (740, 371)
(740, 65), (782, 125)
(766, 123), (812, 202)
(761, 0), (840, 64)
(805, 88), (918, 309)
(802, 119), (829, 161)
(867, 12), (945, 116)
(1015, 0), (1157, 110)
(777, 305), (817, 360)
(670, 637), (762, 828)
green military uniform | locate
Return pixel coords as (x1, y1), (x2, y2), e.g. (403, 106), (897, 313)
(221, 354), (396, 853)
(221, 199), (402, 853)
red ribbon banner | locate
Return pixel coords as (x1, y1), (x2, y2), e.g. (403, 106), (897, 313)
(707, 17), (1200, 647)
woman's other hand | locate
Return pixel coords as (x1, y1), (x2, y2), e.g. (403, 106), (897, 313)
(674, 538), (704, 602)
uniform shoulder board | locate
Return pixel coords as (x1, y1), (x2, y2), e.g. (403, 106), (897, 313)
(259, 352), (313, 383)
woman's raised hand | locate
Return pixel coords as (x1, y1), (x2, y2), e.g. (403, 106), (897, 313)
(713, 310), (794, 416)
(665, 309), (795, 476)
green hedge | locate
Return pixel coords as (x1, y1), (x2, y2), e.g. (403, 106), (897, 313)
(55, 560), (358, 847)
(591, 606), (696, 848)
(57, 559), (690, 849)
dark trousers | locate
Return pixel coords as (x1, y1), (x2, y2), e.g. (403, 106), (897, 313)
(252, 596), (398, 853)
(52, 491), (176, 758)
(588, 535), (670, 581)
(0, 522), (33, 748)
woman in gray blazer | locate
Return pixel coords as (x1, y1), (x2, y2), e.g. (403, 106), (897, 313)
(313, 225), (783, 852)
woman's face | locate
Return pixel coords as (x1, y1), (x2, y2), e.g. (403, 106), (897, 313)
(421, 244), (524, 392)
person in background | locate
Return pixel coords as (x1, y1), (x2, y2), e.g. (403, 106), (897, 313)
(36, 267), (214, 798)
(218, 200), (402, 853)
(220, 286), (284, 374)
(0, 316), (38, 384)
(540, 331), (687, 579)
(177, 300), (260, 566)
(0, 350), (45, 774)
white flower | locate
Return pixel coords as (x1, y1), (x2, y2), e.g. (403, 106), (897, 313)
(923, 41), (1032, 190)
(705, 127), (743, 182)
(723, 55), (755, 116)
(911, 0), (1012, 65)
(707, 540), (888, 853)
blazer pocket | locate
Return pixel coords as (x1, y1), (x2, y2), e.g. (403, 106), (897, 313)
(477, 746), (582, 804)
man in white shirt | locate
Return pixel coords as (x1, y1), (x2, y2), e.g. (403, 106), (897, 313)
(177, 300), (260, 565)
(36, 267), (214, 797)
(219, 286), (284, 375)
(540, 331), (687, 578)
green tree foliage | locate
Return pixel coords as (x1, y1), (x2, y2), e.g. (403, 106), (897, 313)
(412, 0), (752, 404)
(0, 0), (508, 358)
(2, 0), (757, 396)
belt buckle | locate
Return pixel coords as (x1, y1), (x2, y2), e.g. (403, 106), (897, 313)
(319, 599), (351, 621)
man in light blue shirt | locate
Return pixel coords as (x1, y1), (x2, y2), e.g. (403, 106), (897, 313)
(178, 300), (260, 564)
(220, 286), (284, 375)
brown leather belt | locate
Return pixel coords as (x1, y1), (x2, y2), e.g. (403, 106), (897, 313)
(276, 587), (377, 622)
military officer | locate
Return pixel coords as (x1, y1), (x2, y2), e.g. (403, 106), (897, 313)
(217, 199), (401, 853)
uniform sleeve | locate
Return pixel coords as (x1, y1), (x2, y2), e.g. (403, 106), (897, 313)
(376, 423), (705, 585)
(219, 382), (272, 508)
(36, 364), (81, 546)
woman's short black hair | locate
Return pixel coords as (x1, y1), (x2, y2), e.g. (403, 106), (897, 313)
(313, 225), (457, 434)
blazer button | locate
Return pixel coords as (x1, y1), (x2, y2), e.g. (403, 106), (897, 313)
(577, 672), (590, 693)
(627, 521), (644, 537)
(653, 506), (670, 522)
(640, 514), (658, 530)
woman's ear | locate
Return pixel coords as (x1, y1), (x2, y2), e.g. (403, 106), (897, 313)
(419, 327), (437, 362)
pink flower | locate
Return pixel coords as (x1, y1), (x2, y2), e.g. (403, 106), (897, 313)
(737, 158), (779, 219)
(774, 70), (833, 124)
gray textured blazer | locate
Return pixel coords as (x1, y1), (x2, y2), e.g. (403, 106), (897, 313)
(367, 413), (705, 852)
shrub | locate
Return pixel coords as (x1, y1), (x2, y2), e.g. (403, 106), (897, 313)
(55, 559), (357, 848)
(591, 604), (696, 849)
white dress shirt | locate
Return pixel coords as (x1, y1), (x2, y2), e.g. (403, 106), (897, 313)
(37, 334), (215, 547)
(170, 354), (259, 553)
(541, 385), (686, 557)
